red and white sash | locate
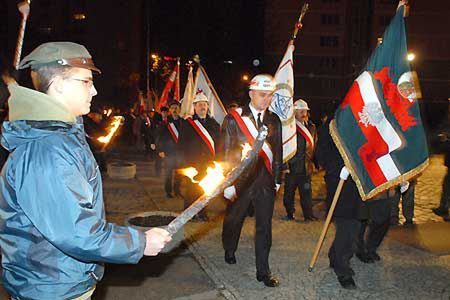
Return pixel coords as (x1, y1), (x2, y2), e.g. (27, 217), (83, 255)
(167, 122), (179, 143)
(186, 117), (215, 156)
(229, 108), (273, 174)
(296, 120), (314, 149)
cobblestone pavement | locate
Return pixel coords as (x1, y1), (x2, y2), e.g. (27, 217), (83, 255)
(126, 153), (449, 300)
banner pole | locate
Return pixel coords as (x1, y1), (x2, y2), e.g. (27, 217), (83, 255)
(308, 178), (345, 272)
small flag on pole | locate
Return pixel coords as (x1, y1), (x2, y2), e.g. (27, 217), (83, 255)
(158, 68), (177, 111)
(330, 1), (428, 200)
(180, 65), (195, 117)
(192, 65), (227, 124)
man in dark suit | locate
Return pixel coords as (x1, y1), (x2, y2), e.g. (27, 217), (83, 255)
(178, 92), (220, 220)
(221, 74), (282, 287)
(156, 101), (184, 198)
(316, 117), (364, 290)
(283, 99), (318, 221)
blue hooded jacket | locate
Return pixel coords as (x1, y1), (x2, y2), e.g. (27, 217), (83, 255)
(0, 85), (146, 299)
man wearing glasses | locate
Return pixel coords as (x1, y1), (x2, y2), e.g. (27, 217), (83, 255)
(0, 42), (171, 300)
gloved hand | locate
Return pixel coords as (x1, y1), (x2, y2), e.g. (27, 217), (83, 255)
(144, 228), (172, 256)
(339, 166), (350, 180)
(224, 185), (237, 200)
(400, 181), (410, 193)
(275, 184), (281, 192)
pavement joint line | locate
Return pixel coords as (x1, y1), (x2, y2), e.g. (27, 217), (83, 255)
(169, 290), (222, 300)
(186, 234), (242, 300)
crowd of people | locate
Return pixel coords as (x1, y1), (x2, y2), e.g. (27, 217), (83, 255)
(0, 41), (449, 299)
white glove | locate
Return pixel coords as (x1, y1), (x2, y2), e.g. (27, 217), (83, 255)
(224, 185), (237, 200)
(400, 181), (410, 194)
(144, 227), (172, 256)
(275, 184), (281, 192)
(339, 166), (350, 180)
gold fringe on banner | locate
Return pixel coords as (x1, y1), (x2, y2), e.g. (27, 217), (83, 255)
(329, 120), (429, 201)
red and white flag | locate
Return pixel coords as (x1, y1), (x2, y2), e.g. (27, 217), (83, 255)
(158, 68), (177, 111)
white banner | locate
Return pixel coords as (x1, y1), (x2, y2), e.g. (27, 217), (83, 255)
(193, 65), (227, 125)
(270, 43), (297, 162)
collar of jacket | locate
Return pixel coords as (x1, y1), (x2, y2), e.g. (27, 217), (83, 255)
(7, 84), (76, 123)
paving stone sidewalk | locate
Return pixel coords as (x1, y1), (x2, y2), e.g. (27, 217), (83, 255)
(131, 153), (450, 300)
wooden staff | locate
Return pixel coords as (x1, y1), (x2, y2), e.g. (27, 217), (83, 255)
(308, 178), (345, 272)
(13, 0), (31, 70)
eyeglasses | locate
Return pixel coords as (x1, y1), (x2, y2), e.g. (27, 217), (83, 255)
(65, 77), (94, 89)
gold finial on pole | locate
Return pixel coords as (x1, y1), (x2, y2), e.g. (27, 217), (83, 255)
(292, 3), (309, 41)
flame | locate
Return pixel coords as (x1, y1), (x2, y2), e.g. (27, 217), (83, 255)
(179, 162), (225, 196)
(179, 167), (199, 182)
(97, 116), (123, 144)
(241, 143), (252, 161)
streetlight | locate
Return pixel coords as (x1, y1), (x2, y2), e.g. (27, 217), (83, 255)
(407, 53), (415, 62)
(242, 74), (249, 82)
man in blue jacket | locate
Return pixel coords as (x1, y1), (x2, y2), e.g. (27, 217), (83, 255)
(0, 42), (171, 300)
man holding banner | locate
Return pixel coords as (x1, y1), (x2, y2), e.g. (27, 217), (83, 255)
(178, 91), (220, 220)
(222, 74), (282, 287)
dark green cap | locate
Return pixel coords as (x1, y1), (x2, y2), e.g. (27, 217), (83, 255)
(19, 41), (101, 73)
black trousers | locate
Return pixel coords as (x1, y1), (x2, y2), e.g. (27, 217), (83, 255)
(357, 197), (391, 254)
(222, 180), (275, 276)
(283, 173), (314, 218)
(329, 217), (361, 278)
(164, 158), (180, 196)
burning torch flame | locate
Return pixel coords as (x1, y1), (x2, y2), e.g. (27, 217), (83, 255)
(97, 116), (123, 144)
(241, 143), (252, 161)
(179, 162), (225, 196)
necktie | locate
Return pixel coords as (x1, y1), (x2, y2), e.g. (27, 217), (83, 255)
(257, 113), (263, 128)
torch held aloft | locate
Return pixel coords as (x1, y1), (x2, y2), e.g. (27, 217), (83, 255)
(167, 125), (269, 235)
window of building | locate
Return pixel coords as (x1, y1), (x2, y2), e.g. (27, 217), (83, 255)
(321, 14), (340, 25)
(320, 57), (337, 70)
(320, 36), (339, 48)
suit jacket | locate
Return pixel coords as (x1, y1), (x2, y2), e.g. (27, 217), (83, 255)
(221, 104), (282, 195)
(156, 116), (184, 157)
(287, 120), (317, 176)
(178, 114), (220, 174)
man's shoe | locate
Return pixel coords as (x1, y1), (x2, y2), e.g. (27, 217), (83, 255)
(329, 261), (355, 276)
(166, 193), (174, 198)
(356, 252), (374, 263)
(284, 214), (295, 221)
(256, 274), (280, 287)
(367, 252), (381, 261)
(337, 276), (357, 290)
(304, 215), (318, 222)
(432, 207), (449, 217)
(403, 220), (415, 227)
(224, 252), (236, 264)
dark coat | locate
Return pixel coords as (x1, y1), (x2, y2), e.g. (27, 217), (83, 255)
(178, 114), (220, 174)
(221, 105), (283, 195)
(287, 120), (317, 176)
(156, 116), (184, 157)
(316, 119), (364, 219)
